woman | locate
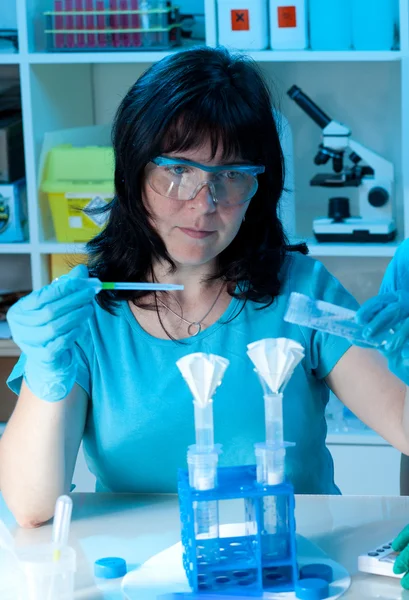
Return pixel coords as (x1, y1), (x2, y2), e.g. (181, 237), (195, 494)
(1, 46), (408, 528)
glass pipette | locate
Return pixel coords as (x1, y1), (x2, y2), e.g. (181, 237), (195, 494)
(88, 279), (184, 291)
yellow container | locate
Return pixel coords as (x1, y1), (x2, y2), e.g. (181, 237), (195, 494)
(41, 145), (115, 243)
(50, 254), (88, 282)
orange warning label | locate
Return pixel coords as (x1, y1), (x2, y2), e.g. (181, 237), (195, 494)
(231, 9), (250, 31)
(278, 6), (297, 28)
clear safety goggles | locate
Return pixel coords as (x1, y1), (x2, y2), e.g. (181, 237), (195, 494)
(145, 156), (265, 207)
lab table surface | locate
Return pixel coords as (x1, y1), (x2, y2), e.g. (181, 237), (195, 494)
(2, 493), (409, 598)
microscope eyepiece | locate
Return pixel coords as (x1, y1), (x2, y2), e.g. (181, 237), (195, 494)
(287, 85), (332, 129)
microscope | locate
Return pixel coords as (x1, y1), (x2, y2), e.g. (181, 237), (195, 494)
(287, 85), (396, 243)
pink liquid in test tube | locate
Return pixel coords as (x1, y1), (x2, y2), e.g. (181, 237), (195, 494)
(130, 0), (141, 47)
(85, 0), (96, 48)
(75, 0), (85, 47)
(110, 0), (120, 48)
(120, 0), (130, 47)
(54, 0), (64, 49)
(96, 0), (107, 48)
(65, 0), (75, 48)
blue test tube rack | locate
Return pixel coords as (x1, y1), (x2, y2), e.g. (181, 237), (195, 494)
(178, 464), (298, 596)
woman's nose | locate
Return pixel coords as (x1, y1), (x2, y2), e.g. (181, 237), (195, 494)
(189, 182), (217, 213)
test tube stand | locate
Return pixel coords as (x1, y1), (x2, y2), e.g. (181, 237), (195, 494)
(178, 464), (298, 596)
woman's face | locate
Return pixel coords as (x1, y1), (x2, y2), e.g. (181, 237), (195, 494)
(142, 143), (250, 269)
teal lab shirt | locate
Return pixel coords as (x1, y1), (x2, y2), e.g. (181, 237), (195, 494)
(7, 253), (358, 495)
(380, 238), (409, 293)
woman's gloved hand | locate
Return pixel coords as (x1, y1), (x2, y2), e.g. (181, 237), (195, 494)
(392, 525), (409, 588)
(7, 264), (97, 402)
(354, 291), (409, 386)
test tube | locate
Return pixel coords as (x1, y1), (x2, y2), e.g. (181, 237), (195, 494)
(187, 446), (220, 563)
(96, 0), (107, 47)
(254, 443), (288, 559)
(139, 0), (150, 47)
(110, 0), (121, 47)
(47, 495), (73, 600)
(54, 0), (65, 49)
(158, 0), (167, 47)
(65, 0), (75, 48)
(75, 0), (85, 47)
(120, 0), (131, 47)
(130, 0), (141, 47)
(85, 0), (96, 48)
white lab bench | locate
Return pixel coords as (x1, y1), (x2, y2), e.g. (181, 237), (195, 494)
(1, 493), (409, 599)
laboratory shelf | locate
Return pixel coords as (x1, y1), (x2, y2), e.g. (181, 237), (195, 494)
(306, 240), (400, 258)
(326, 432), (391, 446)
(0, 52), (21, 64)
(26, 49), (403, 65)
(27, 40), (201, 64)
(245, 50), (402, 63)
(0, 243), (32, 254)
(0, 340), (20, 357)
(39, 240), (87, 254)
(28, 50), (187, 64)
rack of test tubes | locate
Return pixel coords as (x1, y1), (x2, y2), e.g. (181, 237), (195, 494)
(44, 0), (181, 52)
(176, 340), (305, 596)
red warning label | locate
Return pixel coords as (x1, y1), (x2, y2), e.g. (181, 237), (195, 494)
(278, 6), (297, 28)
(231, 9), (250, 31)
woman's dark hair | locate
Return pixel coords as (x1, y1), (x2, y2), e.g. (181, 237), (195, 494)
(87, 45), (307, 317)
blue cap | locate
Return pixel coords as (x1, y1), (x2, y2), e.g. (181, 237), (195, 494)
(94, 557), (127, 579)
(295, 578), (329, 600)
(300, 563), (333, 583)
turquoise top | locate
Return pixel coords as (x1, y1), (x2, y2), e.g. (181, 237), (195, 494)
(7, 253), (358, 495)
(380, 239), (409, 293)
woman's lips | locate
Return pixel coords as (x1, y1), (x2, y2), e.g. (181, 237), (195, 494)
(179, 227), (215, 239)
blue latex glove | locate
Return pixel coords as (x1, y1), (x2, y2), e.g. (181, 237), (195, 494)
(7, 264), (97, 402)
(355, 291), (409, 385)
(392, 525), (409, 589)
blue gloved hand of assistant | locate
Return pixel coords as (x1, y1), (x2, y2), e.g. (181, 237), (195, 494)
(392, 524), (409, 589)
(354, 291), (409, 385)
(7, 264), (97, 402)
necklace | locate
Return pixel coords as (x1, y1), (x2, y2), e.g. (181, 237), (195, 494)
(156, 283), (225, 337)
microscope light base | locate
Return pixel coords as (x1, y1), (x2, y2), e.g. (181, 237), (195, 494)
(313, 217), (397, 243)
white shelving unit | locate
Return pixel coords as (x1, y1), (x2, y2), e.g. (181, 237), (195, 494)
(0, 1), (408, 493)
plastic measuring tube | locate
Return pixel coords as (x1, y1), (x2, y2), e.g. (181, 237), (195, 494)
(284, 292), (383, 347)
(88, 278), (184, 291)
(52, 495), (73, 552)
(190, 400), (220, 558)
(47, 495), (73, 600)
(254, 442), (294, 560)
(187, 446), (220, 562)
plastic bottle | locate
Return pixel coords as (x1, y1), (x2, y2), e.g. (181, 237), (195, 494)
(269, 0), (307, 50)
(309, 0), (352, 51)
(352, 0), (397, 51)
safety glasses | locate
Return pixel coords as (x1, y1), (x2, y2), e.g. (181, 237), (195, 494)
(145, 156), (265, 206)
